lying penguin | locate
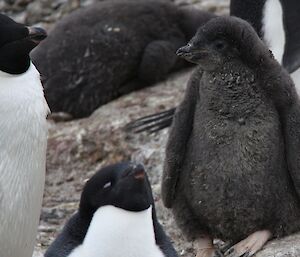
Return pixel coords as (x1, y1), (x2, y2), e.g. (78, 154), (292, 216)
(31, 0), (215, 119)
(0, 14), (49, 257)
(45, 162), (178, 257)
(162, 16), (300, 257)
(126, 0), (300, 133)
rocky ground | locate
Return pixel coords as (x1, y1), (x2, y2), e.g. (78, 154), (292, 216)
(2, 0), (300, 256)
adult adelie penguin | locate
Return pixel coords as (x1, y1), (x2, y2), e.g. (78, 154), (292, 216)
(230, 0), (300, 92)
(31, 0), (215, 119)
(126, 0), (300, 133)
(45, 162), (178, 257)
(162, 16), (300, 257)
(0, 14), (49, 257)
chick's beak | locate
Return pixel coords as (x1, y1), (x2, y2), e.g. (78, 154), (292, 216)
(176, 44), (192, 57)
(27, 26), (47, 44)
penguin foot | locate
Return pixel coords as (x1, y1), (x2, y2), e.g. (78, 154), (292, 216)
(196, 248), (224, 257)
(195, 236), (224, 257)
(224, 230), (272, 257)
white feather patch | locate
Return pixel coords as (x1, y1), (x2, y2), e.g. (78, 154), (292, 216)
(0, 63), (49, 257)
(291, 69), (300, 95)
(68, 205), (164, 257)
(262, 0), (285, 63)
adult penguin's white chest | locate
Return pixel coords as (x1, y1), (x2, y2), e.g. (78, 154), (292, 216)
(69, 206), (165, 257)
(262, 0), (285, 63)
(0, 62), (49, 257)
(262, 0), (300, 93)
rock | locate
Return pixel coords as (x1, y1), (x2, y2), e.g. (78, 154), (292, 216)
(257, 234), (300, 257)
(32, 249), (44, 257)
(25, 0), (81, 26)
(2, 0), (230, 29)
(175, 0), (229, 15)
(38, 67), (300, 256)
(2, 0), (97, 29)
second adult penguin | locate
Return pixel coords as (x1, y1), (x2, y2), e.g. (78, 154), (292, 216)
(45, 162), (178, 257)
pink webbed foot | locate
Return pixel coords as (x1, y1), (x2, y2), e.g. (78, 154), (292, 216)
(224, 230), (272, 257)
(195, 236), (224, 257)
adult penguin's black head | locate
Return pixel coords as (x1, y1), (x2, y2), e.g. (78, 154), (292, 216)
(0, 14), (47, 74)
(79, 162), (154, 218)
(176, 16), (269, 71)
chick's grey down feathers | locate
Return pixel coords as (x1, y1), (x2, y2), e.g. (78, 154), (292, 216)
(126, 0), (300, 133)
(162, 16), (300, 244)
(31, 0), (215, 118)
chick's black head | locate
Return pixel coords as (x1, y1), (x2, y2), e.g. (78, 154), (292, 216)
(177, 16), (268, 71)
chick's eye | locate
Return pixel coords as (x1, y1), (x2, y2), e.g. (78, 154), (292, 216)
(214, 41), (226, 50)
(103, 181), (112, 189)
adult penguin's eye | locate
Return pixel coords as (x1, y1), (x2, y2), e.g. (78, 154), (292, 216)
(103, 181), (112, 189)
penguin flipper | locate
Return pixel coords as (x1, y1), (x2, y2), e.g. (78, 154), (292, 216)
(281, 0), (300, 74)
(138, 39), (186, 84)
(45, 213), (86, 257)
(259, 56), (300, 198)
(124, 108), (176, 133)
(282, 50), (300, 74)
(260, 58), (300, 198)
(282, 100), (300, 198)
(162, 69), (202, 208)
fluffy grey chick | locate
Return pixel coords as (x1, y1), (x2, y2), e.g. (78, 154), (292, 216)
(126, 0), (300, 134)
(162, 16), (300, 257)
(31, 0), (215, 119)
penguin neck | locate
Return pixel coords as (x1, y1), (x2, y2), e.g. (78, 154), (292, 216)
(202, 61), (262, 118)
(70, 205), (164, 257)
(262, 0), (285, 63)
(0, 54), (30, 75)
(0, 62), (49, 257)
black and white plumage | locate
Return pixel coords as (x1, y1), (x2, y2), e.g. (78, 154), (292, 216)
(230, 0), (300, 91)
(126, 0), (300, 133)
(31, 0), (215, 119)
(0, 14), (49, 257)
(45, 162), (178, 257)
(162, 16), (300, 257)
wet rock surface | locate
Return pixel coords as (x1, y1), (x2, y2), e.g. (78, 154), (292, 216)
(3, 0), (300, 256)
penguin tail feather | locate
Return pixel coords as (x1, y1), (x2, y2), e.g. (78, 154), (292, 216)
(124, 108), (175, 134)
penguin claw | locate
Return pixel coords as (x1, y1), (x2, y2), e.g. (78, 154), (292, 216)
(224, 247), (251, 257)
(224, 230), (271, 257)
(219, 241), (232, 253)
(213, 249), (225, 257)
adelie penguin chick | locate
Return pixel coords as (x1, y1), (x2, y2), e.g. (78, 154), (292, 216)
(31, 0), (215, 119)
(127, 0), (300, 133)
(162, 16), (300, 257)
(0, 14), (49, 257)
(45, 162), (178, 257)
